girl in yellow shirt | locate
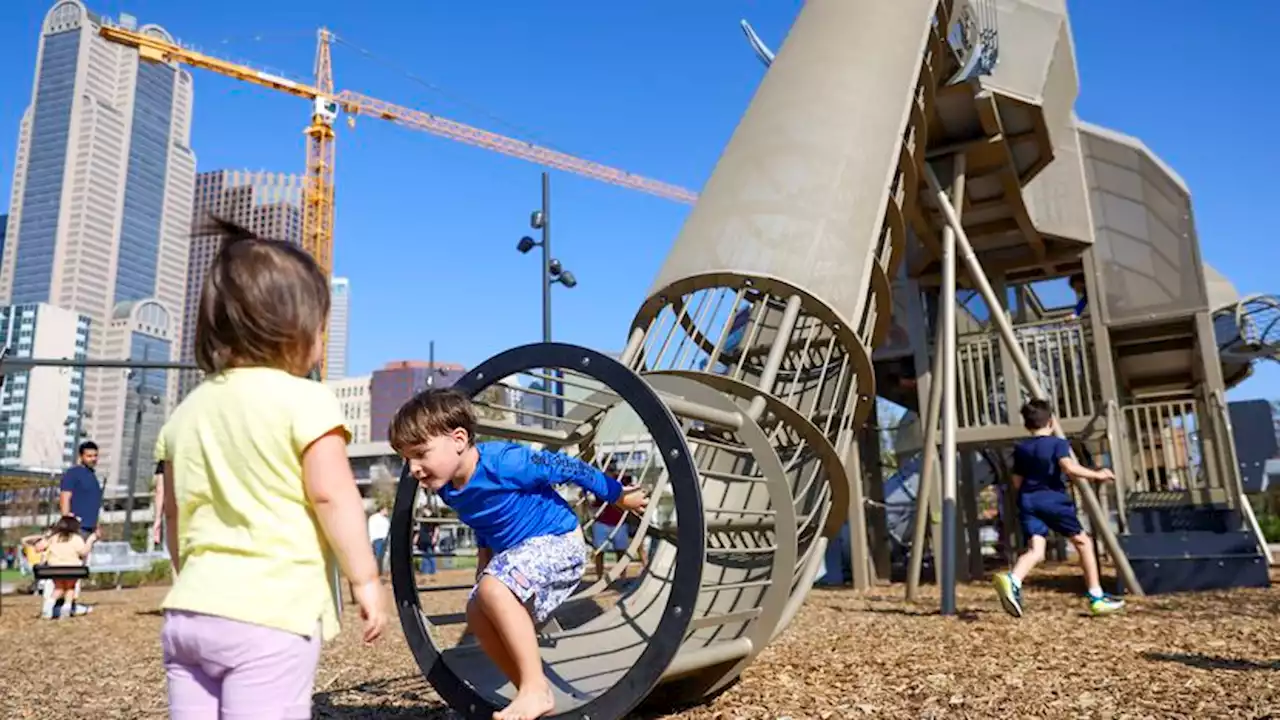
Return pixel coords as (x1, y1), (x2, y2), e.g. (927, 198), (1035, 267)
(155, 218), (388, 719)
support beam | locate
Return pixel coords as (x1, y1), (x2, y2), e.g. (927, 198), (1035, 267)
(746, 295), (803, 422)
(861, 426), (892, 580)
(845, 429), (872, 591)
(961, 449), (984, 579)
(940, 155), (964, 615)
(906, 314), (947, 600)
(923, 163), (1145, 597)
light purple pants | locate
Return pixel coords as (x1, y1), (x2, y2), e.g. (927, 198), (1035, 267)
(161, 610), (322, 719)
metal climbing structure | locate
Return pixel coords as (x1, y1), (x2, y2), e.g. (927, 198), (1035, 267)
(387, 1), (1272, 717)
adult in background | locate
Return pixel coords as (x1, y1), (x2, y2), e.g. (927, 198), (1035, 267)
(367, 506), (390, 576)
(60, 441), (103, 539)
(416, 518), (438, 575)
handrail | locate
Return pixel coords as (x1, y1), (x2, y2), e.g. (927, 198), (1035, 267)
(945, 0), (1000, 84)
(1104, 399), (1128, 532)
(1211, 389), (1274, 563)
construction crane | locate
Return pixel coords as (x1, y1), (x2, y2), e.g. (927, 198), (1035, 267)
(97, 23), (699, 378)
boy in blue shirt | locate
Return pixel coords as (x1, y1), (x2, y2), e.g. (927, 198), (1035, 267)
(390, 388), (648, 720)
(993, 399), (1125, 618)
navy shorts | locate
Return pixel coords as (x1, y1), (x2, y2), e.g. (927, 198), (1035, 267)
(1018, 490), (1083, 539)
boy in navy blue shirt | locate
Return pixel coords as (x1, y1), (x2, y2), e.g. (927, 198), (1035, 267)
(390, 388), (648, 720)
(993, 399), (1124, 618)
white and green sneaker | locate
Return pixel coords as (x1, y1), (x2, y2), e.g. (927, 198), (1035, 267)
(1088, 592), (1124, 616)
(993, 572), (1023, 618)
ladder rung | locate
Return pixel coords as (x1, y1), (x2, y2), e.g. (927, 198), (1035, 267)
(700, 468), (769, 483)
(706, 508), (776, 518)
(706, 545), (776, 555)
(425, 612), (468, 626)
(701, 579), (773, 593)
(689, 607), (762, 630)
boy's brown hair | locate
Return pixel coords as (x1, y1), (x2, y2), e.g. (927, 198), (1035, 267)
(389, 388), (477, 454)
(1020, 398), (1055, 431)
(194, 215), (330, 377)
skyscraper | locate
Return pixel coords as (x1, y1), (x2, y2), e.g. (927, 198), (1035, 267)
(327, 277), (350, 380)
(0, 303), (91, 471)
(0, 215), (9, 267)
(179, 170), (304, 398)
(0, 1), (196, 491)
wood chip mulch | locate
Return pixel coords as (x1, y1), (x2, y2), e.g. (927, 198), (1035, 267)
(2, 564), (1277, 719)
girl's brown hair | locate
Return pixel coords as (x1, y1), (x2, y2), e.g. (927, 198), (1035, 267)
(52, 515), (81, 540)
(194, 215), (330, 377)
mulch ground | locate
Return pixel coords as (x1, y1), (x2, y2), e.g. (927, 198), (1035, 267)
(2, 564), (1277, 719)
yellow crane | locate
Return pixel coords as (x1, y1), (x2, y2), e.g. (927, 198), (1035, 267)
(98, 24), (699, 379)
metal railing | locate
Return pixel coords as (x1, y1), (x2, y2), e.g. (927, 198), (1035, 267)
(937, 317), (1097, 431)
(1120, 398), (1206, 493)
(945, 0), (1000, 83)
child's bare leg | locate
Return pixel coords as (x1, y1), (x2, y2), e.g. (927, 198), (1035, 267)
(1010, 534), (1047, 583)
(466, 593), (521, 683)
(471, 575), (554, 720)
(1068, 532), (1102, 594)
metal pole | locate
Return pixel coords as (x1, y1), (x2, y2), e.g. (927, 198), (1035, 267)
(906, 312), (946, 601)
(539, 172), (555, 429)
(940, 155), (964, 616)
(428, 340), (435, 388)
(922, 163), (1145, 597)
(0, 358), (196, 371)
(122, 348), (151, 552)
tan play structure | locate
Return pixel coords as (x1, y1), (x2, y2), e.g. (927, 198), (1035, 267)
(386, 2), (1273, 717)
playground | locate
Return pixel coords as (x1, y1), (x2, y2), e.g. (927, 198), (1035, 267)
(1, 564), (1276, 718)
(2, 0), (1278, 718)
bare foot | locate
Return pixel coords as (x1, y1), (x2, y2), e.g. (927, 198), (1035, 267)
(493, 683), (555, 720)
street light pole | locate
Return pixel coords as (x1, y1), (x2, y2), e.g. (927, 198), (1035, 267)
(541, 171), (552, 345)
(518, 172), (578, 428)
(122, 348), (156, 551)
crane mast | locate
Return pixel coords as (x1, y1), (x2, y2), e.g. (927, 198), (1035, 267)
(305, 29), (338, 379)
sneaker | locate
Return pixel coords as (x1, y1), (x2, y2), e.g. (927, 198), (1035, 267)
(1088, 593), (1125, 616)
(993, 572), (1023, 618)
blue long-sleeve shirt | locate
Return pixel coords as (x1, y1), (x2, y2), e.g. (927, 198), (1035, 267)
(438, 441), (623, 554)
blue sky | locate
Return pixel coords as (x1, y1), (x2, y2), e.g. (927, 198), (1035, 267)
(0, 1), (1276, 402)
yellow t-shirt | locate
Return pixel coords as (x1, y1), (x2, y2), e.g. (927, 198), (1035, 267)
(155, 367), (351, 641)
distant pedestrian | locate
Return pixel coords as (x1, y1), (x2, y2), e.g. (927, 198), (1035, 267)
(368, 507), (390, 575)
(60, 441), (103, 537)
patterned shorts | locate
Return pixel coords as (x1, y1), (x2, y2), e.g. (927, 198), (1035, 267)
(473, 531), (587, 625)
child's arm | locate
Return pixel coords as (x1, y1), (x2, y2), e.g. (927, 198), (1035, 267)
(1059, 456), (1114, 482)
(78, 533), (96, 558)
(500, 445), (624, 503)
(162, 461), (181, 573)
(302, 429), (380, 590)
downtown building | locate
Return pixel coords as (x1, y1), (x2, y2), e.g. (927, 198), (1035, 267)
(327, 276), (349, 380)
(178, 169), (303, 398)
(326, 373), (371, 445)
(0, 1), (195, 493)
(369, 360), (467, 442)
(0, 303), (91, 471)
